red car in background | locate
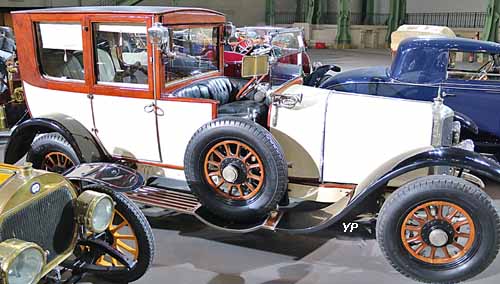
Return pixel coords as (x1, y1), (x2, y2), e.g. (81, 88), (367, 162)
(224, 26), (312, 81)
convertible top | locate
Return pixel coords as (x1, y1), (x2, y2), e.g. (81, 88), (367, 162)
(399, 36), (500, 54)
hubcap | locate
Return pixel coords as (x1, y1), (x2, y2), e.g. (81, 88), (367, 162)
(222, 165), (239, 183)
(429, 229), (449, 247)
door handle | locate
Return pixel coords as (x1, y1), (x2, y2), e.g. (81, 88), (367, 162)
(144, 103), (164, 116)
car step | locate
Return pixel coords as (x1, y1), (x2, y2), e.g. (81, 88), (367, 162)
(125, 186), (201, 214)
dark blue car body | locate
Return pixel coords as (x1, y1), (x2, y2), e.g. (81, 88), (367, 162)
(320, 37), (500, 156)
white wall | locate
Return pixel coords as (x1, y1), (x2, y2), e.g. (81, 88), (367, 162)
(376, 0), (487, 14)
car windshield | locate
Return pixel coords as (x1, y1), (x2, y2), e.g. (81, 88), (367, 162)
(165, 26), (219, 84)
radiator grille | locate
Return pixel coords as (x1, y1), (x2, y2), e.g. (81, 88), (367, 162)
(0, 188), (76, 262)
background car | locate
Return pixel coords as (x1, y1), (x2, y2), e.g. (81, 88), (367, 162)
(0, 162), (154, 283)
(320, 36), (500, 159)
(224, 26), (312, 81)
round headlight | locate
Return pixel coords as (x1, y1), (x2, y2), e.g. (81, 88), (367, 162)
(92, 197), (114, 232)
(75, 191), (115, 233)
(0, 239), (45, 284)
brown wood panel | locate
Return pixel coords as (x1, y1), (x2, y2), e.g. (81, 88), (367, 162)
(164, 11), (225, 25)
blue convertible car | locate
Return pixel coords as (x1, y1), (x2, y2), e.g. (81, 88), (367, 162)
(320, 37), (500, 158)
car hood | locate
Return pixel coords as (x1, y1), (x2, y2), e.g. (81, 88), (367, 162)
(320, 66), (391, 89)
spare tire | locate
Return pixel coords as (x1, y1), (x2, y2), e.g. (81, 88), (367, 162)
(184, 118), (288, 222)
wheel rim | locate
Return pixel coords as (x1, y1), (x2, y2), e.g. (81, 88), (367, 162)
(96, 209), (139, 267)
(203, 140), (264, 201)
(401, 201), (476, 265)
(42, 151), (75, 173)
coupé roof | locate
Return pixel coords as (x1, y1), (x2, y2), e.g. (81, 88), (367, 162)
(399, 36), (500, 53)
(12, 6), (224, 16)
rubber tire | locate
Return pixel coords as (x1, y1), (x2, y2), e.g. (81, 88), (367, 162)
(26, 133), (80, 172)
(184, 117), (288, 222)
(86, 185), (155, 283)
(376, 175), (500, 283)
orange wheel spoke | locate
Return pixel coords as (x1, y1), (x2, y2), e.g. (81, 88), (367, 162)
(245, 182), (255, 192)
(430, 247), (437, 259)
(415, 243), (426, 254)
(412, 215), (426, 225)
(248, 174), (262, 181)
(404, 225), (421, 232)
(109, 221), (127, 233)
(213, 150), (225, 160)
(247, 164), (261, 170)
(242, 152), (252, 162)
(406, 236), (422, 243)
(117, 240), (137, 255)
(215, 180), (224, 189)
(445, 208), (458, 221)
(223, 143), (231, 156)
(451, 242), (464, 250)
(208, 172), (219, 177)
(235, 144), (241, 157)
(453, 220), (469, 230)
(208, 161), (220, 168)
(456, 232), (470, 238)
(236, 185), (244, 197)
(424, 206), (433, 220)
(436, 205), (443, 219)
(115, 234), (136, 240)
(442, 246), (451, 258)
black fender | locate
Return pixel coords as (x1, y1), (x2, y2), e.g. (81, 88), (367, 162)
(277, 146), (500, 234)
(4, 113), (110, 164)
(64, 163), (144, 193)
(454, 111), (479, 135)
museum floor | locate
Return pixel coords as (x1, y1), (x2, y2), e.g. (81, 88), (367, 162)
(21, 48), (500, 284)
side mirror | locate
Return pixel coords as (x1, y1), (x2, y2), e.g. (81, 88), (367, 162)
(241, 55), (270, 78)
(148, 23), (171, 53)
(224, 22), (236, 42)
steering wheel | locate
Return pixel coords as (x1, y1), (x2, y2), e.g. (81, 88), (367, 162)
(235, 39), (254, 55)
(472, 60), (495, 80)
(236, 75), (266, 100)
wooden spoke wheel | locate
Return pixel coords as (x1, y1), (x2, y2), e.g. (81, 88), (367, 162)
(401, 201), (475, 265)
(96, 209), (139, 267)
(204, 140), (265, 201)
(377, 176), (500, 283)
(42, 151), (75, 173)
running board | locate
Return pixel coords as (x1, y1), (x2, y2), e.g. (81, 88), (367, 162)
(126, 186), (200, 214)
(126, 186), (284, 233)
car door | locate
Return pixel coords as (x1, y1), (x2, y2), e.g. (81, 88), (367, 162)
(87, 16), (161, 162)
(443, 50), (500, 137)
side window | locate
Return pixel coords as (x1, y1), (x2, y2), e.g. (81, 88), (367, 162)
(93, 23), (148, 87)
(166, 27), (219, 83)
(35, 22), (84, 81)
(448, 51), (500, 81)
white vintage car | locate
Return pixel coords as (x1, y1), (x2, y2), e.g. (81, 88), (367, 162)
(5, 6), (500, 284)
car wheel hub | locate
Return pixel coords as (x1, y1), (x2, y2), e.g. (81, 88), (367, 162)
(429, 229), (449, 247)
(222, 165), (239, 183)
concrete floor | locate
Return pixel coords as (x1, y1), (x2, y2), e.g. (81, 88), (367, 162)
(11, 49), (500, 284)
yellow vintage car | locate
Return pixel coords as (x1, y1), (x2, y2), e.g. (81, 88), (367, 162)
(0, 162), (153, 284)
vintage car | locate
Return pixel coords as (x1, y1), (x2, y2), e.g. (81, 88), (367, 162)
(5, 6), (500, 283)
(224, 26), (313, 81)
(320, 36), (500, 159)
(0, 162), (154, 283)
(0, 27), (27, 132)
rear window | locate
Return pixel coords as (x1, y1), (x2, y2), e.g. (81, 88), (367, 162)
(35, 22), (84, 81)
